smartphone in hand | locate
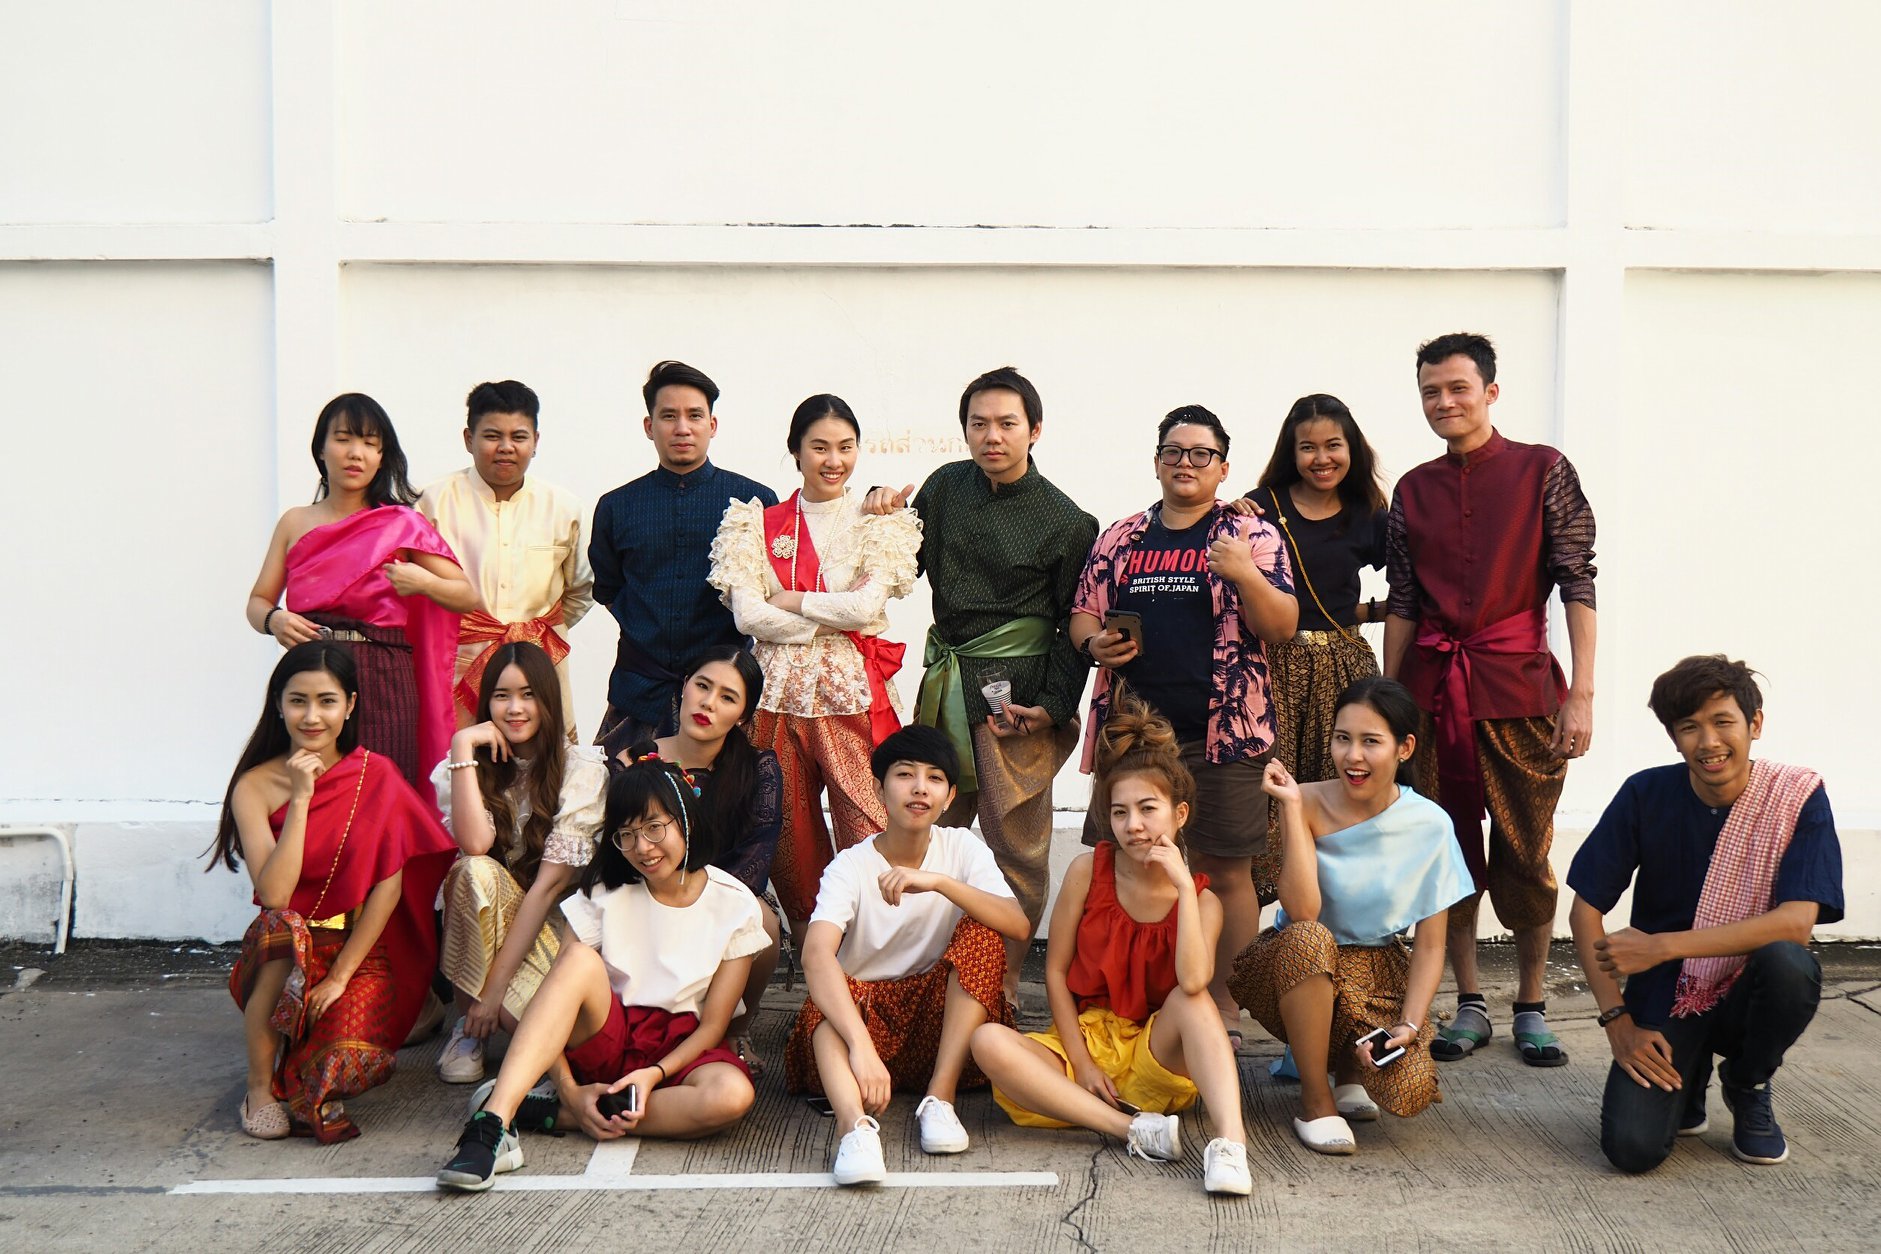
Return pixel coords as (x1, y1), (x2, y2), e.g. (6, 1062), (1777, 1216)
(1356, 1027), (1406, 1068)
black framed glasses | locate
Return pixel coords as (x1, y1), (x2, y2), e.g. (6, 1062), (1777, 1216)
(1156, 444), (1225, 468)
(613, 817), (679, 853)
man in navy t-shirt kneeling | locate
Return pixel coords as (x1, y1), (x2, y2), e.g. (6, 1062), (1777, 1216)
(1567, 654), (1843, 1173)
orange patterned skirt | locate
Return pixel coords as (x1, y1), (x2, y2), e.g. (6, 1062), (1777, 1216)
(784, 917), (1014, 1094)
(229, 909), (400, 1143)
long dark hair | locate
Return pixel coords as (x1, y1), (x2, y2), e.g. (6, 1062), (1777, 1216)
(311, 392), (417, 507)
(1332, 676), (1421, 785)
(584, 759), (718, 893)
(619, 647), (766, 859)
(206, 642), (361, 872)
(1254, 394), (1388, 524)
(472, 642), (568, 889)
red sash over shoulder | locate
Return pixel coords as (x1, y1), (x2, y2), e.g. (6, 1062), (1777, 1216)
(284, 506), (462, 795)
(264, 748), (456, 1041)
(763, 493), (904, 744)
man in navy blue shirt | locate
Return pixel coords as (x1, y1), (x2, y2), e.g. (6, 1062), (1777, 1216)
(1568, 654), (1842, 1173)
(589, 361), (776, 747)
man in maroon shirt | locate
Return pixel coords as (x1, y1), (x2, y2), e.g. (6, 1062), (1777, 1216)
(1382, 332), (1597, 1070)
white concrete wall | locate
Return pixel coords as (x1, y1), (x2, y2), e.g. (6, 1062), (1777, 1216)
(1, 1), (1876, 941)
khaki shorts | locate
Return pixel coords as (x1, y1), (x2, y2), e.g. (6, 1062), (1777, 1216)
(1084, 740), (1271, 860)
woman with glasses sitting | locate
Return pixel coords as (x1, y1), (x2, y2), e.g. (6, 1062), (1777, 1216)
(1068, 405), (1299, 1049)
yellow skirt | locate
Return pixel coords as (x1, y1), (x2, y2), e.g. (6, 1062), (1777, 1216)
(993, 1006), (1199, 1128)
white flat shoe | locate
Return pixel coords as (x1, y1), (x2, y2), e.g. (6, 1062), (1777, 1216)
(1332, 1083), (1380, 1122)
(1293, 1114), (1357, 1155)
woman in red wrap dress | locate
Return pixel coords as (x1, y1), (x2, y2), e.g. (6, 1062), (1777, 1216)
(210, 641), (456, 1143)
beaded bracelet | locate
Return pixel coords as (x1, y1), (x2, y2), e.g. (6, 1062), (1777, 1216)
(445, 759), (480, 772)
(262, 606), (281, 635)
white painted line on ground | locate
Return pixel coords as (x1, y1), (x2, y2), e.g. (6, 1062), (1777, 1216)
(583, 1136), (639, 1180)
(168, 1169), (1057, 1195)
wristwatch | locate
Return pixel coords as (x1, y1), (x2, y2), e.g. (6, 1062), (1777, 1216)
(1596, 1004), (1631, 1027)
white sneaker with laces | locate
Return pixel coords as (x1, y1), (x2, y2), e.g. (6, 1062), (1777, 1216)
(833, 1115), (887, 1185)
(1125, 1111), (1182, 1162)
(437, 1018), (485, 1084)
(914, 1095), (969, 1155)
(1203, 1138), (1253, 1196)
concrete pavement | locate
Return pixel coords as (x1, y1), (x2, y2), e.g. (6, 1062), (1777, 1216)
(2, 941), (1879, 1252)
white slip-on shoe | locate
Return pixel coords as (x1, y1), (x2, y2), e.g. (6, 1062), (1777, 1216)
(1293, 1114), (1357, 1155)
(1203, 1138), (1254, 1196)
(914, 1095), (970, 1155)
(1125, 1112), (1182, 1162)
(437, 1018), (486, 1084)
(833, 1115), (887, 1185)
(1332, 1082), (1380, 1122)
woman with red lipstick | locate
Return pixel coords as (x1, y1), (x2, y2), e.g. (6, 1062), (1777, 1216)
(1227, 677), (1472, 1156)
(606, 647), (783, 1073)
(431, 641), (610, 1084)
(1247, 395), (1389, 902)
(209, 641), (456, 1143)
(707, 393), (920, 944)
(246, 393), (479, 793)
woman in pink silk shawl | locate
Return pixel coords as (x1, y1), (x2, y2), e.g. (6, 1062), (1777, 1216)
(246, 393), (480, 790)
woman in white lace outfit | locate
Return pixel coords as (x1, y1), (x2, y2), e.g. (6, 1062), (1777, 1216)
(707, 394), (921, 940)
(432, 640), (609, 1084)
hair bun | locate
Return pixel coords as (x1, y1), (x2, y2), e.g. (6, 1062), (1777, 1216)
(1093, 685), (1180, 771)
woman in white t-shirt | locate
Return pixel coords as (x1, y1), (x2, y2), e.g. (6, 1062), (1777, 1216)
(436, 758), (767, 1192)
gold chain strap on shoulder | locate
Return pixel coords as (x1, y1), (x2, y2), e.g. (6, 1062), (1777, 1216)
(307, 751), (370, 922)
(1268, 488), (1359, 642)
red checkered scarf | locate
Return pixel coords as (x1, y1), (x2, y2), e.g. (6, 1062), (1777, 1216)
(1670, 759), (1820, 1018)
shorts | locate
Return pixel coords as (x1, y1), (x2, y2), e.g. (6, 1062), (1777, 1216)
(993, 1005), (1200, 1128)
(565, 1001), (749, 1088)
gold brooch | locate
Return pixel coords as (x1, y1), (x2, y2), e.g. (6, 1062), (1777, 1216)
(770, 534), (796, 559)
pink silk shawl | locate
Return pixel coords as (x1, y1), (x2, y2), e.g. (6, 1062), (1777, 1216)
(284, 506), (462, 794)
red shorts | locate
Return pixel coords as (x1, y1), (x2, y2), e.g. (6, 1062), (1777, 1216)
(565, 1001), (749, 1088)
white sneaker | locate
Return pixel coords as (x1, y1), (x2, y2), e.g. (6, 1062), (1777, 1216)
(1125, 1111), (1182, 1162)
(914, 1095), (969, 1155)
(437, 1018), (485, 1084)
(833, 1115), (887, 1185)
(1203, 1138), (1253, 1196)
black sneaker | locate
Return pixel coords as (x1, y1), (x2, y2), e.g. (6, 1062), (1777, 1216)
(1722, 1081), (1788, 1165)
(436, 1110), (524, 1192)
(468, 1078), (561, 1133)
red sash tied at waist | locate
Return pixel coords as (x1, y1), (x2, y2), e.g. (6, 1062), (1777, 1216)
(455, 603), (570, 712)
(764, 494), (904, 744)
(1415, 608), (1551, 838)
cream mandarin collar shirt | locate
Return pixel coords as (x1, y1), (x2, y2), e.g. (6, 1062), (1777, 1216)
(418, 467), (594, 627)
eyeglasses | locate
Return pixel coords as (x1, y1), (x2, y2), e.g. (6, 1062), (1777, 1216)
(613, 817), (679, 853)
(1155, 444), (1225, 468)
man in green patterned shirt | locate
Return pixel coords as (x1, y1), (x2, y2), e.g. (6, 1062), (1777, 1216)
(869, 366), (1098, 995)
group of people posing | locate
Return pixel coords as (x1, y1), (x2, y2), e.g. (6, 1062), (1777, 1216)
(211, 335), (1844, 1197)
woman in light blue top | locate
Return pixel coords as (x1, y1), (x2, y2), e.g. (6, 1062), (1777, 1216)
(1227, 677), (1471, 1156)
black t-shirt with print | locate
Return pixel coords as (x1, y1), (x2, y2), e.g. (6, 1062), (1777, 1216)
(1116, 514), (1215, 742)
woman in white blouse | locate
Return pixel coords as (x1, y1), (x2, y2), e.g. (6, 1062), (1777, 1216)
(707, 394), (921, 940)
(432, 641), (610, 1085)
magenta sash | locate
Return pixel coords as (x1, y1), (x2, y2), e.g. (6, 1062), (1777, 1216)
(284, 507), (462, 798)
(1415, 608), (1551, 863)
(763, 493), (905, 744)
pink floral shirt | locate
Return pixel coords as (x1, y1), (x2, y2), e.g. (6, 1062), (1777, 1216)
(1074, 502), (1292, 771)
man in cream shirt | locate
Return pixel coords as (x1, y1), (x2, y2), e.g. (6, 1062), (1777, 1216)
(419, 380), (595, 739)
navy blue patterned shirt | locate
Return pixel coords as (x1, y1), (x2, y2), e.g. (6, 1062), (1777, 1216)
(589, 461), (776, 725)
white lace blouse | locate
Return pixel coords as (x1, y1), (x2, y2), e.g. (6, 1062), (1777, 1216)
(430, 746), (610, 869)
(707, 491), (920, 717)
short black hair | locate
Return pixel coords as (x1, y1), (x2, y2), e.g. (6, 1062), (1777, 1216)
(958, 366), (1042, 432)
(1157, 404), (1230, 457)
(1648, 654), (1764, 732)
(466, 380), (540, 431)
(1415, 332), (1497, 386)
(870, 724), (960, 788)
(642, 360), (720, 415)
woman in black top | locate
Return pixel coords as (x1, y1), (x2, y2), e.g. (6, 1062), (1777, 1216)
(1246, 394), (1389, 901)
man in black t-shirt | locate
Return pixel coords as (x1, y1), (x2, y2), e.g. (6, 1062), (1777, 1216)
(1070, 406), (1298, 1037)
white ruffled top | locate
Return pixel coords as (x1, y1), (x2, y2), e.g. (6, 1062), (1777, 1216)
(707, 490), (921, 717)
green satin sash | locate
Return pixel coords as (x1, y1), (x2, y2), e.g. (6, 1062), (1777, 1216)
(914, 616), (1055, 792)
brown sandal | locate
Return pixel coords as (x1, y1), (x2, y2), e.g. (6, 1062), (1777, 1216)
(240, 1095), (291, 1140)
